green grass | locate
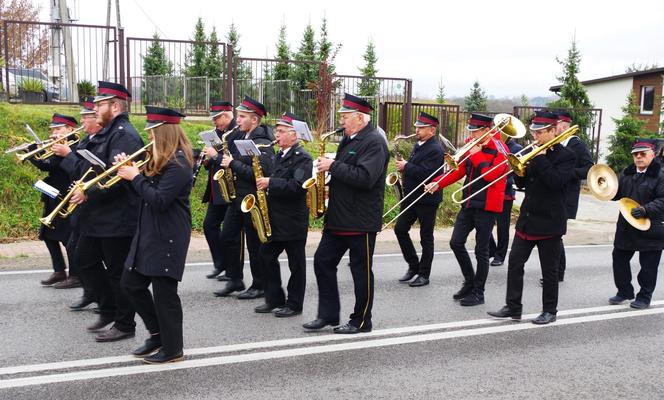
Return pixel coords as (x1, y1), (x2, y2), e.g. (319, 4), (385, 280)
(0, 103), (462, 241)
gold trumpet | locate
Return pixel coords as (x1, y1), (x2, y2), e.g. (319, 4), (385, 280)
(302, 128), (342, 218)
(506, 125), (579, 177)
(587, 164), (651, 231)
(40, 142), (153, 228)
(385, 133), (417, 202)
(16, 127), (83, 162)
(241, 140), (277, 243)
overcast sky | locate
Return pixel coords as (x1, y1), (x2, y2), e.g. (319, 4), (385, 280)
(38, 0), (664, 99)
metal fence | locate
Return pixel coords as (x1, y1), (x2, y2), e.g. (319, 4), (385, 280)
(2, 20), (121, 103)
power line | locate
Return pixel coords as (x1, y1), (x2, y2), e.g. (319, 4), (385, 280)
(130, 0), (167, 37)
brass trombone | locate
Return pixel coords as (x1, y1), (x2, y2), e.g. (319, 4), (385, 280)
(16, 126), (83, 162)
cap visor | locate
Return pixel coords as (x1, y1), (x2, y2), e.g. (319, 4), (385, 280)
(631, 147), (653, 154)
(49, 123), (66, 128)
(144, 121), (164, 131)
(275, 121), (294, 127)
(210, 111), (223, 120)
(414, 121), (432, 127)
(235, 105), (258, 114)
(80, 110), (95, 115)
(93, 94), (116, 102)
(466, 124), (485, 131)
(529, 123), (552, 131)
(337, 106), (357, 113)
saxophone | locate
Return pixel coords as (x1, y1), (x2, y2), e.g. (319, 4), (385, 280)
(385, 133), (417, 202)
(302, 128), (342, 219)
(212, 126), (239, 203)
(240, 140), (276, 243)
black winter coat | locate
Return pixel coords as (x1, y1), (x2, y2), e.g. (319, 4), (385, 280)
(125, 150), (193, 281)
(72, 113), (144, 237)
(402, 137), (445, 206)
(266, 145), (313, 241)
(564, 136), (594, 219)
(514, 144), (576, 236)
(29, 154), (72, 242)
(504, 139), (523, 199)
(229, 124), (275, 208)
(612, 160), (664, 251)
(202, 119), (238, 205)
(325, 124), (389, 233)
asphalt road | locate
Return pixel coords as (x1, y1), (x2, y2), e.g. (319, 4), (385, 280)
(1, 244), (663, 399)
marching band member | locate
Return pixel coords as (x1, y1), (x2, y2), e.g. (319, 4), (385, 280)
(304, 93), (388, 334)
(608, 139), (664, 309)
(254, 113), (313, 317)
(488, 111), (575, 324)
(118, 106), (193, 364)
(215, 96), (275, 299)
(395, 112), (445, 287)
(425, 113), (509, 306)
(70, 81), (143, 342)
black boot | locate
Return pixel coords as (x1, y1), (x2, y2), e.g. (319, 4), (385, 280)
(452, 281), (473, 300)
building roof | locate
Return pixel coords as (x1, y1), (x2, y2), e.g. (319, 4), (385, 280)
(549, 67), (664, 92)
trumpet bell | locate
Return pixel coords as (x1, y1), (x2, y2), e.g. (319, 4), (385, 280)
(618, 198), (651, 231)
(493, 113), (527, 140)
(587, 164), (619, 201)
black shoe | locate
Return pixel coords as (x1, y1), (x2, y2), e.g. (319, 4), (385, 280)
(254, 303), (280, 313)
(532, 312), (557, 325)
(398, 270), (416, 282)
(459, 291), (484, 306)
(274, 306), (302, 318)
(53, 276), (82, 289)
(630, 299), (650, 309)
(206, 268), (223, 279)
(213, 281), (246, 297)
(40, 271), (67, 286)
(333, 323), (372, 334)
(608, 294), (634, 305)
(487, 306), (522, 320)
(132, 336), (162, 357)
(237, 288), (264, 300)
(143, 349), (184, 364)
(216, 273), (231, 282)
(69, 297), (94, 311)
(453, 282), (473, 300)
(490, 258), (504, 267)
(303, 319), (338, 330)
(95, 327), (135, 342)
(408, 276), (429, 287)
(86, 316), (114, 332)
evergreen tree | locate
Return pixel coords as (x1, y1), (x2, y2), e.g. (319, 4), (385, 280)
(606, 92), (651, 172)
(292, 23), (318, 90)
(274, 23), (291, 81)
(227, 22), (252, 81)
(205, 26), (223, 78)
(316, 16), (339, 73)
(436, 77), (446, 104)
(358, 39), (379, 97)
(185, 18), (207, 77)
(143, 33), (172, 76)
(464, 80), (487, 112)
(520, 94), (529, 107)
(142, 33), (174, 106)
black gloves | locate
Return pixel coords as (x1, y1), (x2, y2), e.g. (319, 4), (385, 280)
(631, 206), (647, 219)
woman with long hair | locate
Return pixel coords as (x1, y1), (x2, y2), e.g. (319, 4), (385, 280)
(117, 106), (193, 364)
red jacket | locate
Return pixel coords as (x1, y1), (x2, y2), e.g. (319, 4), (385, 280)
(432, 133), (509, 213)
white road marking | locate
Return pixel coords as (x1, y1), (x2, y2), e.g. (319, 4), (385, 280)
(0, 305), (661, 389)
(1, 300), (661, 377)
(0, 244), (613, 276)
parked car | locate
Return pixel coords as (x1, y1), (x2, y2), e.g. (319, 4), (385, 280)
(0, 67), (60, 101)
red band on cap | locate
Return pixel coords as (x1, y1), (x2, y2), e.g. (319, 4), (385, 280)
(210, 105), (233, 112)
(418, 116), (439, 127)
(342, 100), (372, 114)
(240, 100), (265, 117)
(558, 115), (572, 123)
(633, 142), (655, 150)
(83, 102), (95, 110)
(468, 118), (492, 127)
(52, 116), (76, 127)
(281, 115), (293, 123)
(147, 114), (181, 124)
(98, 87), (128, 100)
(532, 117), (557, 125)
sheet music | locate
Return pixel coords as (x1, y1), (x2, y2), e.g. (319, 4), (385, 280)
(25, 124), (42, 144)
(77, 149), (107, 169)
(292, 120), (313, 142)
(199, 130), (222, 147)
(234, 140), (262, 157)
(33, 180), (60, 199)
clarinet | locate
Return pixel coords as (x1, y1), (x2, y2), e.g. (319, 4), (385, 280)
(191, 147), (206, 187)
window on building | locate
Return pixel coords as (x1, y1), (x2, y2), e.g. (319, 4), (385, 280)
(640, 85), (655, 114)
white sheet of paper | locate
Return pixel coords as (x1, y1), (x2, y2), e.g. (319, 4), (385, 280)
(293, 120), (313, 142)
(77, 149), (107, 169)
(234, 140), (262, 157)
(34, 180), (60, 199)
(25, 124), (42, 144)
(199, 130), (222, 147)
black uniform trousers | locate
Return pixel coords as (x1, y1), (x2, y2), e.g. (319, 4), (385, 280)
(506, 235), (562, 314)
(220, 203), (261, 289)
(394, 204), (438, 278)
(67, 231), (96, 301)
(314, 232), (376, 329)
(260, 239), (306, 310)
(489, 199), (514, 263)
(44, 238), (69, 272)
(612, 248), (662, 303)
(77, 236), (136, 332)
(121, 268), (183, 355)
(449, 208), (496, 294)
(203, 203), (229, 270)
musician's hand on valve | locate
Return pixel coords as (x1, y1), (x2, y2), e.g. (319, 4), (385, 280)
(221, 154), (233, 168)
(316, 157), (334, 173)
(118, 164), (140, 181)
(70, 188), (88, 205)
(424, 182), (439, 194)
(256, 177), (269, 191)
(51, 143), (71, 157)
(113, 153), (128, 165)
(204, 146), (218, 160)
(395, 159), (407, 172)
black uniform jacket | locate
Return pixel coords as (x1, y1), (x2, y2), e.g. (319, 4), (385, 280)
(325, 124), (389, 233)
(514, 143), (576, 237)
(612, 160), (664, 251)
(266, 144), (313, 241)
(229, 124), (275, 208)
(564, 136), (594, 219)
(202, 119), (238, 205)
(125, 150), (193, 281)
(30, 153), (72, 241)
(64, 113), (144, 237)
(402, 137), (445, 207)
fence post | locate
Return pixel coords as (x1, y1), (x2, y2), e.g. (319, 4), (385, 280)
(124, 34), (132, 113)
(3, 21), (10, 99)
(226, 44), (234, 103)
(402, 79), (413, 135)
(378, 102), (387, 133)
(118, 28), (125, 88)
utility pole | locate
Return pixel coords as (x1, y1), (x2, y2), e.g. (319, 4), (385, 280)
(102, 0), (111, 80)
